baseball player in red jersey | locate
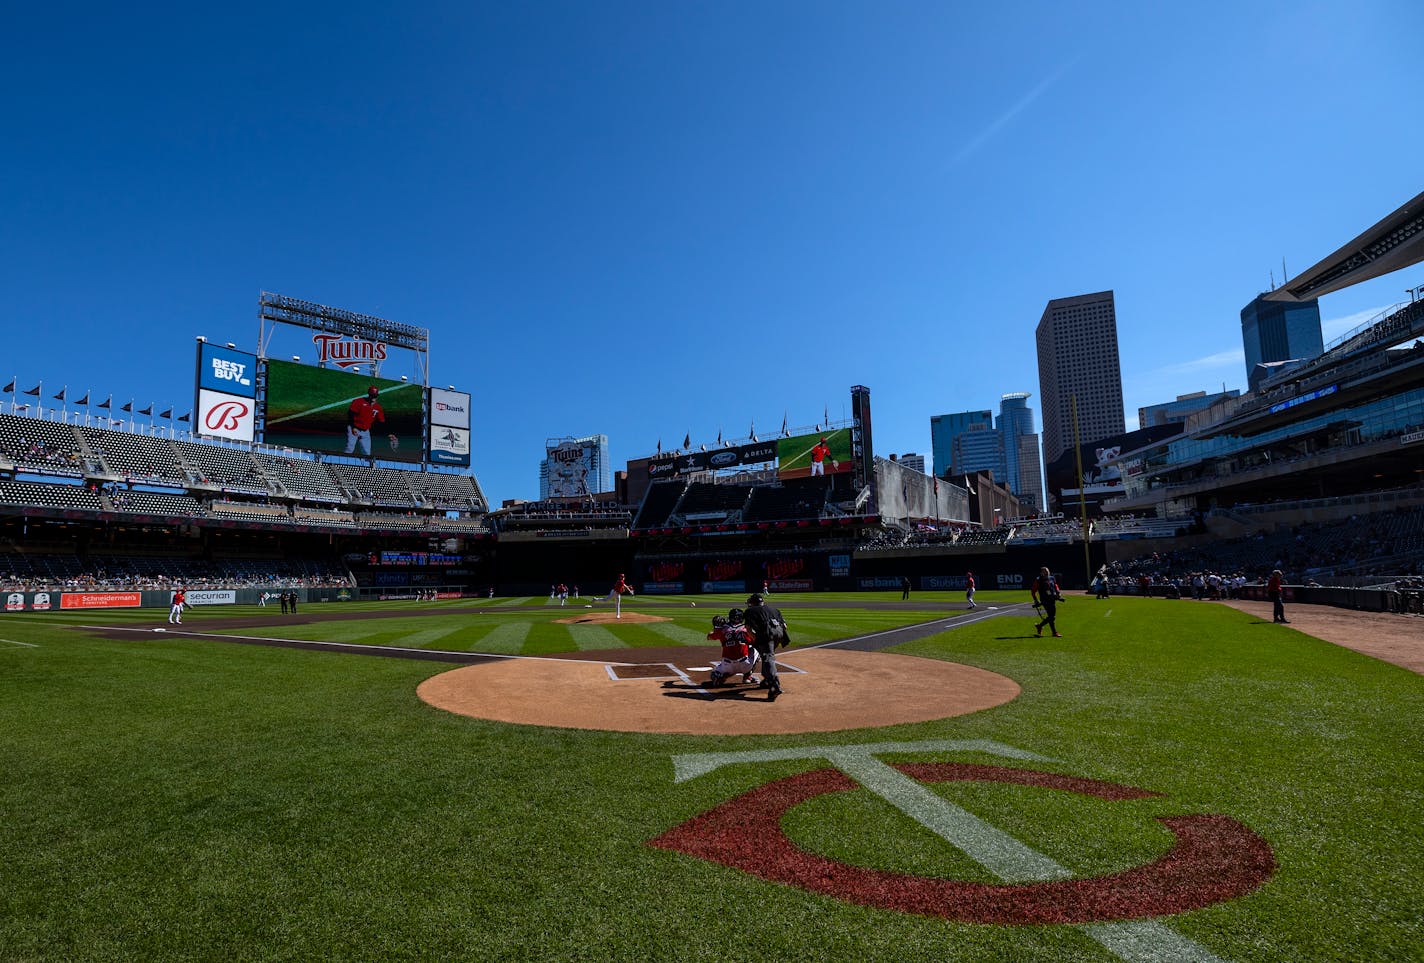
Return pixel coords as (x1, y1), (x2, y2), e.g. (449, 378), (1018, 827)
(169, 588), (186, 624)
(809, 438), (838, 476)
(965, 571), (977, 609)
(345, 386), (399, 456)
(706, 614), (758, 686)
(611, 573), (634, 619)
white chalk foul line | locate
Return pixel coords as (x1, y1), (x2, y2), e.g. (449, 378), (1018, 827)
(79, 625), (642, 666)
(0, 637), (39, 648)
(800, 603), (1032, 652)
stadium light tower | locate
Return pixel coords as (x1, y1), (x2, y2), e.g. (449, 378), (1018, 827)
(195, 336), (206, 342)
(225, 342), (236, 349)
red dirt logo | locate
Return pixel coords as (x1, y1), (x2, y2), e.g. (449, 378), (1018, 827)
(651, 741), (1273, 954)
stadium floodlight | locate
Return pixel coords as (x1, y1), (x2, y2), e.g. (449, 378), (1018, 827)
(291, 355), (300, 362)
(446, 385), (454, 390)
(225, 342), (236, 349)
(195, 336), (206, 342)
(400, 375), (408, 382)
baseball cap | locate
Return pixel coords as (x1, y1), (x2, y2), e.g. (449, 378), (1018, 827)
(746, 593), (763, 605)
(367, 385), (379, 395)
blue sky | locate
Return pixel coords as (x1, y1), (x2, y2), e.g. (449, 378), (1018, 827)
(3, 1), (1420, 503)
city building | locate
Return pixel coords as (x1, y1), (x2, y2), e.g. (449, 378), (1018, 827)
(1240, 292), (1323, 390)
(930, 397), (1042, 508)
(896, 453), (927, 474)
(1036, 290), (1125, 465)
(930, 410), (1000, 480)
(997, 392), (1042, 509)
(538, 434), (611, 498)
(1138, 389), (1242, 429)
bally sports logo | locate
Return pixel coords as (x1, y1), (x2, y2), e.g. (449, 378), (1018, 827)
(204, 400), (250, 432)
(312, 333), (388, 368)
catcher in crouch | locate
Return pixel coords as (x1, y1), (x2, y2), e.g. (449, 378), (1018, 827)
(705, 610), (759, 687)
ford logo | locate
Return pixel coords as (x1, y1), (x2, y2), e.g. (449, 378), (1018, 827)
(711, 452), (736, 466)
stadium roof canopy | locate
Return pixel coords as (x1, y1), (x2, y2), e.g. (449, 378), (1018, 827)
(1266, 191), (1424, 302)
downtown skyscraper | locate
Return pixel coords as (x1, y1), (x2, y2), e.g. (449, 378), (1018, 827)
(1035, 290), (1125, 464)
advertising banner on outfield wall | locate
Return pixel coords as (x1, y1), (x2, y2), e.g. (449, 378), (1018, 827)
(60, 592), (143, 609)
(185, 590), (236, 605)
(645, 440), (779, 479)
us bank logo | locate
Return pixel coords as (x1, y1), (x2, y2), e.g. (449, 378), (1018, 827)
(650, 740), (1273, 962)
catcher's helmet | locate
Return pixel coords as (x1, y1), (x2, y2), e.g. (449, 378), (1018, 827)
(711, 615), (728, 629)
(727, 607), (744, 625)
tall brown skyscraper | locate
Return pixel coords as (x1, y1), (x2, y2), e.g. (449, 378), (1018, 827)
(1035, 290), (1125, 464)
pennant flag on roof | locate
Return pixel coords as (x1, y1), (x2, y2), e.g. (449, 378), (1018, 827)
(76, 392), (89, 406)
(120, 400), (133, 413)
(24, 384), (41, 396)
(178, 412), (191, 423)
(656, 438), (661, 455)
(159, 408), (173, 420)
(53, 387), (66, 402)
(683, 433), (690, 449)
(2, 380), (13, 394)
(138, 404), (153, 416)
(97, 395), (112, 409)
(780, 413), (788, 436)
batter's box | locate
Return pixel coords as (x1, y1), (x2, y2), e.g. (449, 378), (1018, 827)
(607, 663), (685, 681)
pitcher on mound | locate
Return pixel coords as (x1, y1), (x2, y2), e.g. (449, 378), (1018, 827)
(610, 573), (634, 619)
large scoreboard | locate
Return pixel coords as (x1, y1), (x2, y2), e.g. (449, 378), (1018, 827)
(263, 360), (424, 463)
(192, 293), (476, 469)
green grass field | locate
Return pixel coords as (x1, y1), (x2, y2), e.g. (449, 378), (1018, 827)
(2, 594), (1420, 961)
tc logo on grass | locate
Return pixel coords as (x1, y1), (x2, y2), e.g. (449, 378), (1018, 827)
(650, 740), (1274, 962)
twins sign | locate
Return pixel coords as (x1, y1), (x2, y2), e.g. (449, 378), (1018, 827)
(652, 740), (1273, 962)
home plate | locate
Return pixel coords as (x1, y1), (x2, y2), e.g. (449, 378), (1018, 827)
(685, 666), (713, 672)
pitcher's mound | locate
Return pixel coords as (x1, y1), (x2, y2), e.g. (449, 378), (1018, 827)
(418, 646), (1019, 735)
(552, 611), (671, 625)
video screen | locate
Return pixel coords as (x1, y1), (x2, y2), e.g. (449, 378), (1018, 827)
(263, 360), (424, 462)
(776, 429), (853, 480)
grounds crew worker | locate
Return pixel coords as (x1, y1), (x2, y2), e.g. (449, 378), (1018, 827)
(743, 593), (789, 701)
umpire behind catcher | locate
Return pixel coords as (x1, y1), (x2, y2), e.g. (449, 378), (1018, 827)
(743, 593), (790, 700)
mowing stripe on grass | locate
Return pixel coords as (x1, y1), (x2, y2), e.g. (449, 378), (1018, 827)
(477, 621), (533, 654)
(566, 623), (626, 650)
(388, 626), (472, 648)
(644, 622), (710, 646)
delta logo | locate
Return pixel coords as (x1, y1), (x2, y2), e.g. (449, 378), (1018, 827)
(311, 334), (388, 368)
